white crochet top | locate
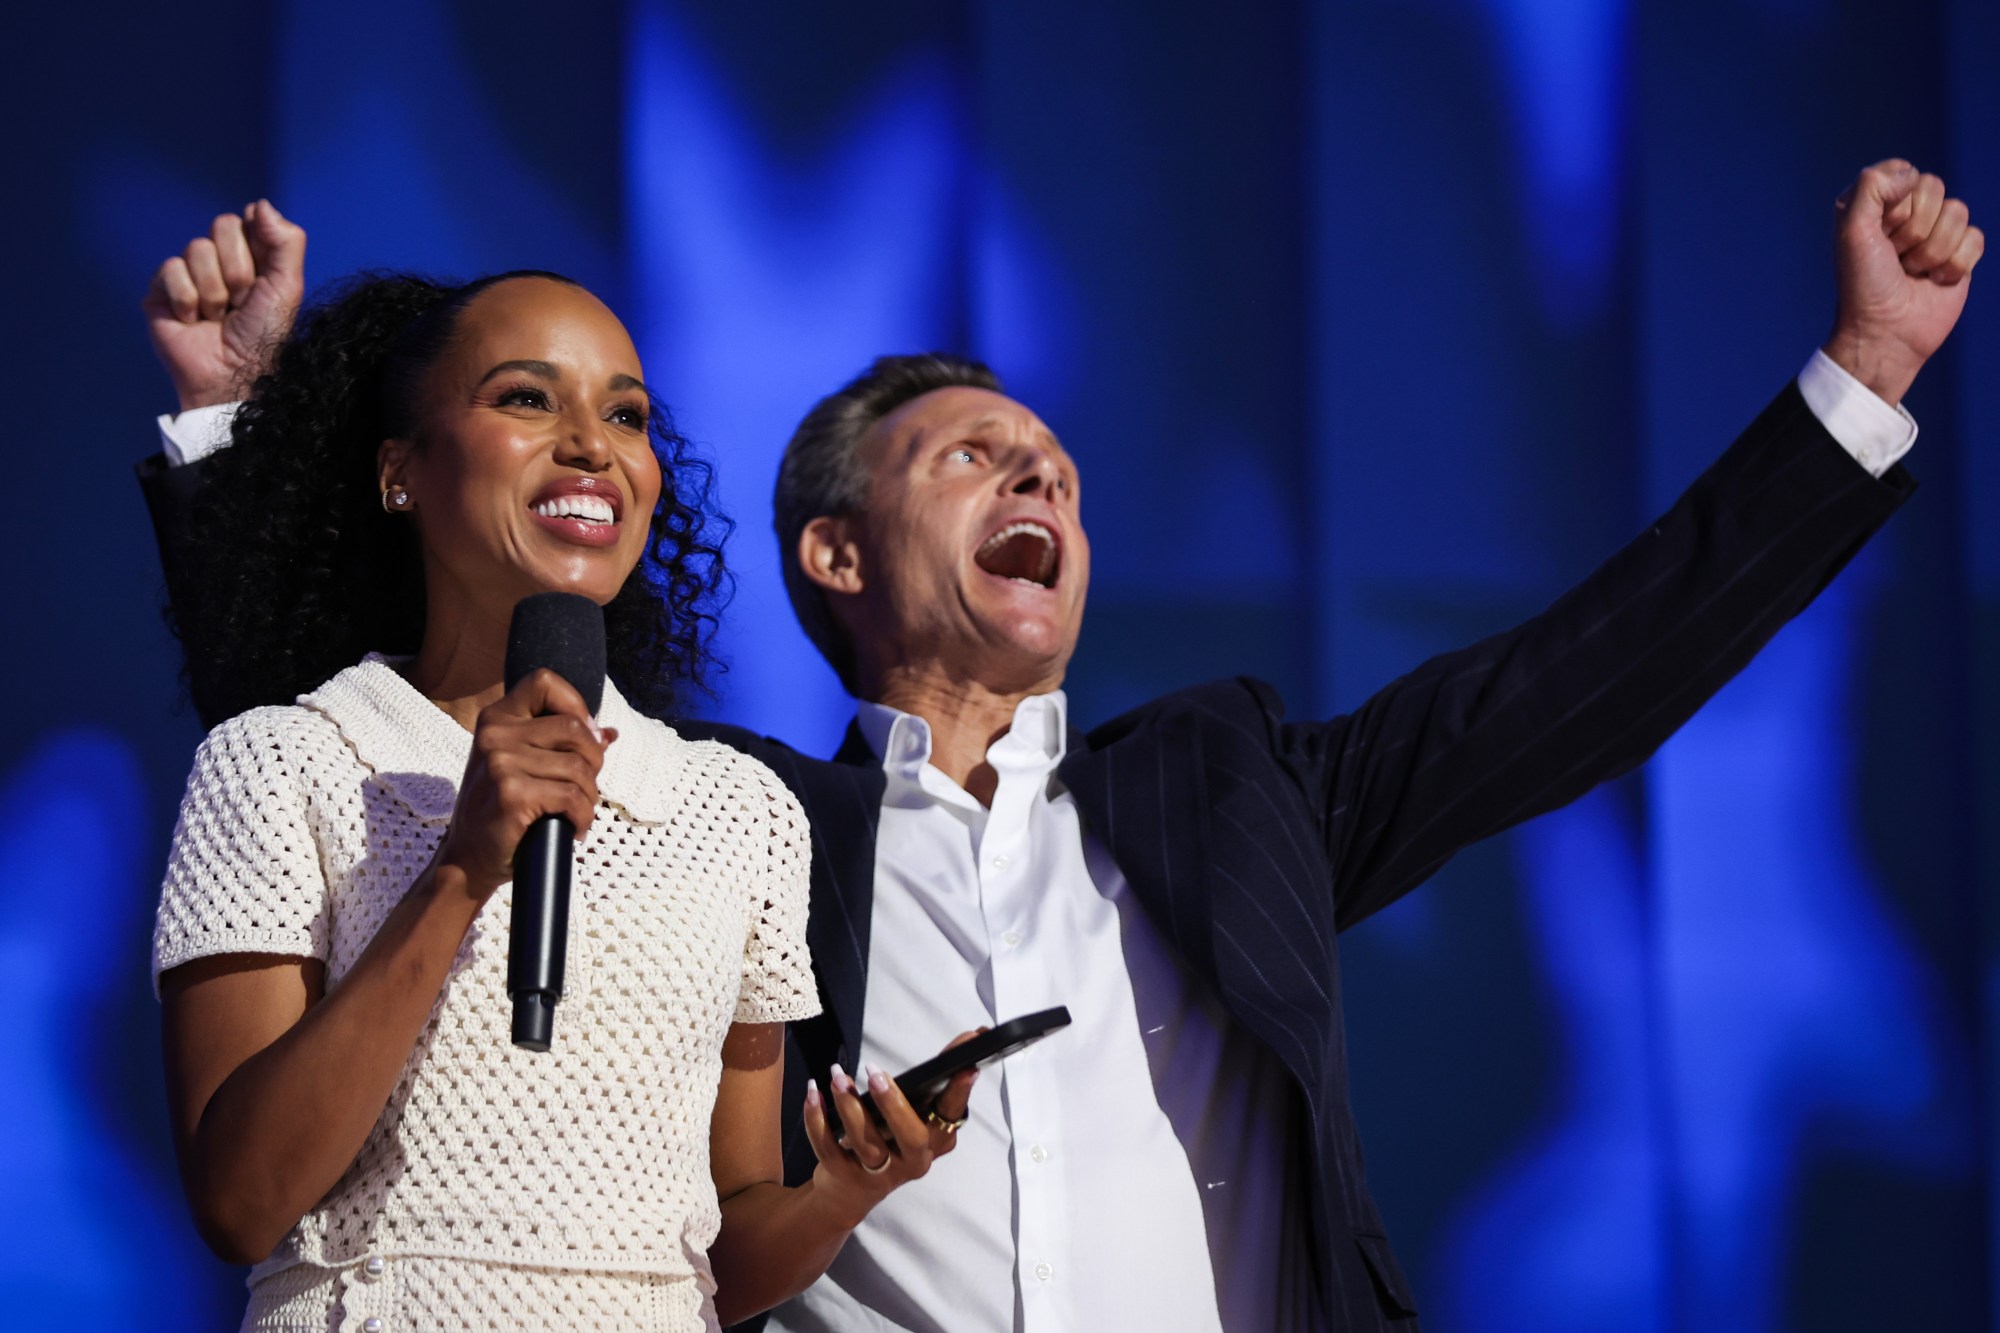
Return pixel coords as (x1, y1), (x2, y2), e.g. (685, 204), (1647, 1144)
(153, 655), (819, 1284)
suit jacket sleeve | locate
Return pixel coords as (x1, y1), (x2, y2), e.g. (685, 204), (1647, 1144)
(1277, 380), (1914, 932)
(137, 450), (229, 729)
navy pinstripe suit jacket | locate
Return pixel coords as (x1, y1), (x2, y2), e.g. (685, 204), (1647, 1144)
(139, 380), (1910, 1330)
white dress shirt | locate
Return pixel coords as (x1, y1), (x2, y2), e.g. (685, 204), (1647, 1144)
(157, 353), (1917, 1333)
(772, 692), (1297, 1333)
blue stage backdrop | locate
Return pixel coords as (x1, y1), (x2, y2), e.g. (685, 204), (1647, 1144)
(4, 0), (1992, 1326)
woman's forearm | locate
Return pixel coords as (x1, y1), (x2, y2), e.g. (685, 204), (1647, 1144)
(710, 1176), (868, 1325)
(180, 864), (485, 1262)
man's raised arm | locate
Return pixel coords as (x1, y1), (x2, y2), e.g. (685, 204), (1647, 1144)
(1276, 161), (1981, 930)
(137, 203), (304, 727)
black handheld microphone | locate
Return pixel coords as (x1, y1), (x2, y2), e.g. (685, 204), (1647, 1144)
(503, 591), (607, 1053)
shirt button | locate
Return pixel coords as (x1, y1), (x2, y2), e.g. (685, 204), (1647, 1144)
(363, 1255), (385, 1279)
(1034, 1261), (1054, 1283)
(991, 855), (1009, 870)
(362, 1321), (383, 1333)
(1001, 930), (1022, 949)
(1029, 1143), (1049, 1164)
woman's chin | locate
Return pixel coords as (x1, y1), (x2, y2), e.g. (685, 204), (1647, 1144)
(517, 551), (640, 607)
(535, 579), (623, 608)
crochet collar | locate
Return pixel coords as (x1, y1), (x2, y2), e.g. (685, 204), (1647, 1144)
(298, 654), (681, 825)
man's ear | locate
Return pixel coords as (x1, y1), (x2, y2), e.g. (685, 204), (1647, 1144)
(798, 515), (865, 595)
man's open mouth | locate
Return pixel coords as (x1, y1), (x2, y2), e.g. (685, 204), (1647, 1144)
(974, 520), (1060, 588)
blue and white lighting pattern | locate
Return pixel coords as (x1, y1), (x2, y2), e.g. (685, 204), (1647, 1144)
(11, 0), (1989, 1325)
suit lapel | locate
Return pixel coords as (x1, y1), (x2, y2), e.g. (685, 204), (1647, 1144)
(1060, 706), (1221, 989)
(1063, 701), (1336, 1099)
(765, 726), (883, 1072)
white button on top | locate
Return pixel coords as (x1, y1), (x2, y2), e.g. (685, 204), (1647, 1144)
(362, 1320), (383, 1333)
(1029, 1143), (1049, 1164)
(363, 1255), (385, 1278)
(1001, 930), (1022, 949)
(991, 855), (1009, 870)
(1034, 1261), (1054, 1283)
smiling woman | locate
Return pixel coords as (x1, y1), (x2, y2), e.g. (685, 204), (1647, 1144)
(177, 269), (725, 726)
(146, 255), (974, 1331)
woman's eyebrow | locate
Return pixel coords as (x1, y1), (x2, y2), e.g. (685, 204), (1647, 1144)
(608, 372), (650, 396)
(476, 358), (559, 386)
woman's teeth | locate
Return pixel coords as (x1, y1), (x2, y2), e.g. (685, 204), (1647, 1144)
(535, 495), (616, 524)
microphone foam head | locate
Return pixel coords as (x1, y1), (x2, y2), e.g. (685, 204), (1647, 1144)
(505, 592), (608, 715)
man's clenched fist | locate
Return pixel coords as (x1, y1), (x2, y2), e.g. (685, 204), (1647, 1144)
(1825, 160), (1983, 407)
(142, 201), (306, 412)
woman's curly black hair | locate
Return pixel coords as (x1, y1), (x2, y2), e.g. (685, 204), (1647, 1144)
(174, 269), (731, 724)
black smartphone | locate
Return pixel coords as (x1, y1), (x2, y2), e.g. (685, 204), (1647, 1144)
(853, 1006), (1072, 1124)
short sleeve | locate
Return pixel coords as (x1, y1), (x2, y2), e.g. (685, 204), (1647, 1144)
(153, 708), (332, 994)
(733, 763), (820, 1024)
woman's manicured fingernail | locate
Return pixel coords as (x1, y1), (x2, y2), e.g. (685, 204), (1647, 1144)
(589, 720), (605, 744)
(805, 1078), (821, 1109)
(866, 1063), (891, 1094)
(830, 1063), (852, 1094)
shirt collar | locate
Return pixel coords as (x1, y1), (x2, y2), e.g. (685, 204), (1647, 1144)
(298, 653), (681, 825)
(856, 690), (1071, 784)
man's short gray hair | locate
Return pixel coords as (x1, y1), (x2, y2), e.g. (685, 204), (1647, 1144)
(773, 352), (1002, 694)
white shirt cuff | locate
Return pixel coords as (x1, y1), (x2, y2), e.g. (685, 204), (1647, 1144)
(162, 363), (1910, 479)
(157, 401), (242, 467)
(1795, 350), (1917, 479)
